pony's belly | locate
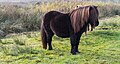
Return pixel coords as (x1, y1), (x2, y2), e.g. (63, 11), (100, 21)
(50, 13), (71, 38)
(51, 22), (70, 38)
(52, 27), (70, 38)
(55, 31), (70, 38)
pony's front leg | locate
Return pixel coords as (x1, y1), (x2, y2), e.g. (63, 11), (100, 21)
(70, 33), (81, 55)
(75, 34), (81, 53)
(70, 34), (77, 55)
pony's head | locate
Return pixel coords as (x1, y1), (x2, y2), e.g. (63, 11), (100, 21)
(88, 5), (99, 31)
(70, 5), (99, 33)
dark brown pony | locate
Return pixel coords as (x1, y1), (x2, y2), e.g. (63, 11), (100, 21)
(41, 5), (99, 55)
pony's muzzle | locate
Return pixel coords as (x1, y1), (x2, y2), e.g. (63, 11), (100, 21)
(95, 20), (99, 26)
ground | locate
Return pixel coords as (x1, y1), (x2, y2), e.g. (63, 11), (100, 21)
(0, 29), (120, 64)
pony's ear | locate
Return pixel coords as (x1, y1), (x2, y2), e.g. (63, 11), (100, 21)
(88, 6), (92, 11)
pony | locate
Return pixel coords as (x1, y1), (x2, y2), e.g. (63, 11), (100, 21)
(41, 5), (99, 55)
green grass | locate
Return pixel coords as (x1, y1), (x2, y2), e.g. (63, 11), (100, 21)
(99, 15), (120, 29)
(0, 29), (120, 64)
(0, 16), (120, 64)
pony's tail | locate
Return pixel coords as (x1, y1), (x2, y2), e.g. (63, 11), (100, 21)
(41, 26), (47, 49)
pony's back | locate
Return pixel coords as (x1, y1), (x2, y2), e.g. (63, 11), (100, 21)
(43, 11), (62, 24)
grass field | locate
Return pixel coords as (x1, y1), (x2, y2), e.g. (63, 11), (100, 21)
(0, 16), (120, 64)
(0, 30), (120, 64)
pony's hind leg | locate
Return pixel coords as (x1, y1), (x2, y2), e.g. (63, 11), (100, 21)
(46, 32), (54, 50)
(44, 24), (54, 50)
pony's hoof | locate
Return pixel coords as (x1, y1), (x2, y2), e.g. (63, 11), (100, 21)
(48, 47), (53, 50)
(71, 51), (76, 55)
(71, 52), (76, 55)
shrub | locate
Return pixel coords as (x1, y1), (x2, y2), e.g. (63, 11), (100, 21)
(0, 2), (120, 33)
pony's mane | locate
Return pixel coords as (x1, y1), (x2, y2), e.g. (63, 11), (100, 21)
(70, 5), (98, 33)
